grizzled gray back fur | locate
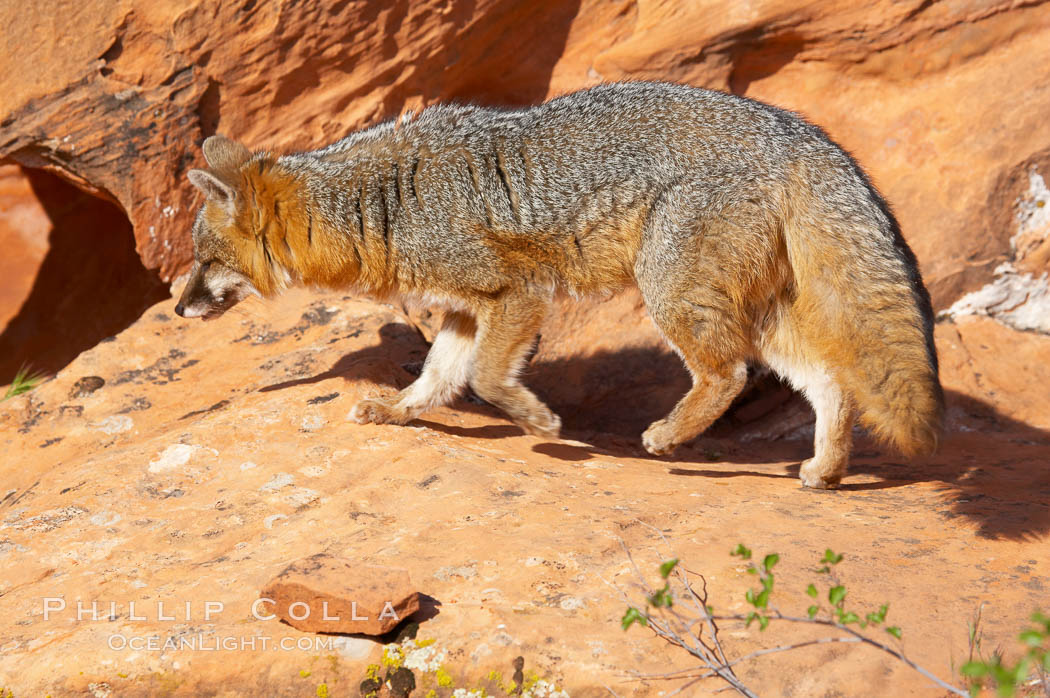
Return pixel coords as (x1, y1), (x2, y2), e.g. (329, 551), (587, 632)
(275, 81), (913, 301)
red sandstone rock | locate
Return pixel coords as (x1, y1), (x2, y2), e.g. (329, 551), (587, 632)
(1, 286), (1048, 695)
(3, 0), (1050, 380)
(3, 0), (1050, 387)
(260, 555), (420, 636)
(2, 1), (1050, 695)
(2, 0), (1049, 300)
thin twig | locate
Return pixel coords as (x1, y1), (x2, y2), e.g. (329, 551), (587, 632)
(632, 520), (740, 680)
(711, 612), (970, 698)
(616, 535), (972, 698)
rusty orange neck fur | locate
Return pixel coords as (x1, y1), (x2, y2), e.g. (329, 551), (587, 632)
(226, 157), (400, 299)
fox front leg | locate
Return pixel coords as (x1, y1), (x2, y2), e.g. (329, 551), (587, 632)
(351, 312), (476, 426)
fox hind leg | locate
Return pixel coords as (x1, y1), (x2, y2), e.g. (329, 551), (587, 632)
(640, 312), (749, 455)
(636, 268), (750, 455)
(761, 345), (854, 489)
(799, 374), (853, 489)
(636, 191), (762, 455)
(352, 311), (476, 426)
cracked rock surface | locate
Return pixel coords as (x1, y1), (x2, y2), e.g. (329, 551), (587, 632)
(2, 287), (1049, 695)
(2, 1), (1050, 695)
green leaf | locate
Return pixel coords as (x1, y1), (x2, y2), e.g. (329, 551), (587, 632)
(621, 607), (647, 631)
(746, 611), (757, 628)
(840, 611), (859, 625)
(660, 590), (673, 608)
(659, 558), (679, 579)
(867, 604), (888, 626)
(1019, 629), (1043, 647)
(732, 544), (752, 560)
(961, 663), (991, 675)
(763, 553), (780, 573)
(816, 566), (830, 574)
(755, 589), (770, 609)
(806, 584), (818, 598)
(990, 660), (1023, 697)
(828, 585), (847, 606)
(745, 589), (755, 606)
(822, 549), (844, 565)
(757, 614), (770, 631)
(647, 584), (673, 608)
(761, 576), (774, 592)
(807, 605), (819, 619)
(886, 626), (902, 639)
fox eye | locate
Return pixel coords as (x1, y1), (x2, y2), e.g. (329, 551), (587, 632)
(200, 261), (212, 272)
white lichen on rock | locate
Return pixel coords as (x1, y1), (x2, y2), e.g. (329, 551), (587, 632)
(379, 636), (569, 696)
(946, 262), (1050, 332)
(148, 443), (199, 473)
(945, 167), (1050, 333)
(259, 472), (294, 492)
(1015, 168), (1050, 246)
(92, 415), (133, 435)
(395, 637), (448, 672)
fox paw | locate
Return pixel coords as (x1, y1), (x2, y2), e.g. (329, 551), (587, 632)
(350, 397), (404, 426)
(519, 409), (562, 439)
(799, 458), (843, 489)
(642, 419), (679, 456)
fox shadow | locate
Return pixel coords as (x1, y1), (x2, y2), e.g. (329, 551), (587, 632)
(263, 322), (1050, 541)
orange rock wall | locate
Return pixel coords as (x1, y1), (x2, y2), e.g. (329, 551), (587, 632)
(2, 0), (1050, 406)
(3, 0), (1049, 305)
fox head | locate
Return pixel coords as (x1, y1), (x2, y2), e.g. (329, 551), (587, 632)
(175, 135), (291, 320)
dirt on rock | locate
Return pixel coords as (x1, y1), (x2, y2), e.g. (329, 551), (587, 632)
(2, 1), (1050, 696)
(1, 286), (1049, 696)
(3, 0), (1050, 377)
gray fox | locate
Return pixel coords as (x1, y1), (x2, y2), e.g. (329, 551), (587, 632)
(175, 81), (943, 488)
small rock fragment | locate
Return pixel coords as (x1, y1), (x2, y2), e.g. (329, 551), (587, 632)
(70, 376), (105, 398)
(260, 554), (420, 635)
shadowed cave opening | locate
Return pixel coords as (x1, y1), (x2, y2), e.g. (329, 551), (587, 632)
(0, 164), (169, 385)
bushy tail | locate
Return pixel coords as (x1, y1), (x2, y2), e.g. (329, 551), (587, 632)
(783, 165), (944, 456)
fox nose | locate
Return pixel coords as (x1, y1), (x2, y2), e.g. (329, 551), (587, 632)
(174, 303), (186, 317)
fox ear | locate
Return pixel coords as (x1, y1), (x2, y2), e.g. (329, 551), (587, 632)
(202, 135), (251, 174)
(188, 169), (237, 214)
